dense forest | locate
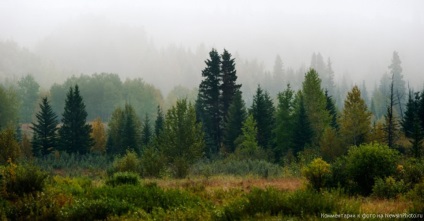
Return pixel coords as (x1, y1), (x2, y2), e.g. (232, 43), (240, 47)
(0, 44), (423, 219)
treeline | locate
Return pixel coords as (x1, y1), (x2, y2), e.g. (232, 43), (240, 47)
(0, 48), (423, 178)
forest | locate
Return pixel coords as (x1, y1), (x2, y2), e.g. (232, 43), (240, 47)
(0, 45), (423, 220)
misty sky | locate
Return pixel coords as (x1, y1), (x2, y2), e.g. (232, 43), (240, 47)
(1, 0), (423, 88)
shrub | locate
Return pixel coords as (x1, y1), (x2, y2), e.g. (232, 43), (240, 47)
(1, 162), (48, 199)
(139, 146), (166, 178)
(302, 158), (331, 191)
(113, 150), (140, 174)
(397, 158), (424, 187)
(61, 198), (132, 221)
(344, 142), (399, 195)
(106, 172), (140, 187)
(407, 180), (424, 213)
(4, 193), (61, 220)
(244, 187), (286, 216)
(372, 176), (407, 199)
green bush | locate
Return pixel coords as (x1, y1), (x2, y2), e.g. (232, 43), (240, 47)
(1, 163), (48, 199)
(106, 172), (140, 187)
(244, 187), (286, 216)
(397, 158), (424, 187)
(61, 198), (132, 221)
(302, 158), (331, 191)
(113, 150), (141, 174)
(372, 176), (407, 199)
(344, 142), (399, 195)
(140, 146), (166, 178)
(4, 193), (61, 220)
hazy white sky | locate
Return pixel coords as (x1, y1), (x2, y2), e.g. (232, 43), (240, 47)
(1, 0), (423, 87)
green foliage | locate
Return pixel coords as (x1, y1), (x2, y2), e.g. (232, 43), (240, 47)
(154, 105), (164, 138)
(402, 91), (423, 158)
(31, 96), (58, 157)
(107, 104), (142, 155)
(302, 158), (331, 191)
(302, 68), (331, 144)
(59, 85), (94, 154)
(106, 172), (140, 187)
(249, 85), (275, 150)
(17, 74), (40, 123)
(61, 198), (132, 221)
(345, 142), (400, 195)
(1, 163), (48, 199)
(0, 128), (21, 164)
(161, 99), (205, 178)
(320, 127), (343, 162)
(407, 180), (424, 212)
(274, 84), (295, 161)
(223, 90), (247, 153)
(141, 113), (152, 147)
(372, 176), (406, 199)
(220, 49), (241, 127)
(113, 150), (141, 174)
(139, 146), (166, 178)
(292, 91), (313, 155)
(234, 114), (267, 160)
(0, 85), (19, 129)
(325, 89), (339, 130)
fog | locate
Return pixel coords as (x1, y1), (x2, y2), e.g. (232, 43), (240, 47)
(1, 0), (424, 93)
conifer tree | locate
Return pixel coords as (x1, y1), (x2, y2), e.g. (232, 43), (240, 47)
(220, 49), (241, 123)
(142, 113), (152, 146)
(249, 85), (275, 149)
(325, 90), (339, 130)
(223, 90), (246, 153)
(58, 85), (93, 154)
(388, 51), (406, 117)
(402, 91), (423, 157)
(235, 114), (264, 160)
(31, 97), (58, 157)
(302, 68), (331, 144)
(154, 105), (164, 138)
(292, 92), (313, 155)
(339, 86), (372, 147)
(274, 84), (295, 161)
(196, 49), (222, 156)
(384, 74), (400, 148)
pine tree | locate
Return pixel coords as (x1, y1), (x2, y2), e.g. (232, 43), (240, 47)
(196, 49), (222, 156)
(274, 84), (295, 161)
(31, 97), (58, 157)
(339, 86), (372, 147)
(142, 113), (152, 146)
(325, 90), (339, 130)
(292, 92), (313, 155)
(249, 85), (275, 149)
(402, 91), (423, 157)
(58, 85), (93, 154)
(154, 105), (164, 138)
(223, 90), (247, 153)
(220, 49), (241, 123)
(302, 68), (331, 144)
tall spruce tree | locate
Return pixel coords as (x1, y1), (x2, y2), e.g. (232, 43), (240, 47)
(249, 85), (275, 149)
(196, 49), (222, 156)
(223, 90), (247, 153)
(388, 51), (406, 117)
(302, 68), (331, 144)
(274, 84), (295, 161)
(220, 49), (241, 122)
(402, 91), (423, 157)
(292, 91), (313, 155)
(154, 105), (164, 138)
(59, 85), (93, 154)
(339, 86), (372, 147)
(325, 90), (339, 130)
(31, 97), (58, 157)
(142, 113), (152, 146)
(384, 73), (400, 149)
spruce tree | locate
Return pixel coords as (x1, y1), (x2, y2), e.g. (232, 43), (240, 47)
(154, 105), (164, 137)
(402, 91), (423, 157)
(325, 90), (339, 130)
(220, 49), (241, 125)
(388, 51), (406, 117)
(274, 84), (295, 161)
(58, 85), (93, 154)
(223, 90), (247, 153)
(249, 85), (275, 150)
(384, 73), (400, 148)
(196, 49), (222, 156)
(339, 86), (372, 147)
(292, 92), (313, 155)
(142, 113), (152, 146)
(31, 97), (58, 157)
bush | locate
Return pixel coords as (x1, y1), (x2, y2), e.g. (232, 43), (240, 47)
(106, 172), (140, 187)
(113, 150), (140, 174)
(407, 180), (424, 213)
(372, 176), (407, 199)
(397, 158), (424, 187)
(344, 142), (399, 195)
(140, 146), (166, 178)
(302, 158), (331, 191)
(3, 193), (61, 220)
(61, 198), (132, 221)
(1, 162), (48, 199)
